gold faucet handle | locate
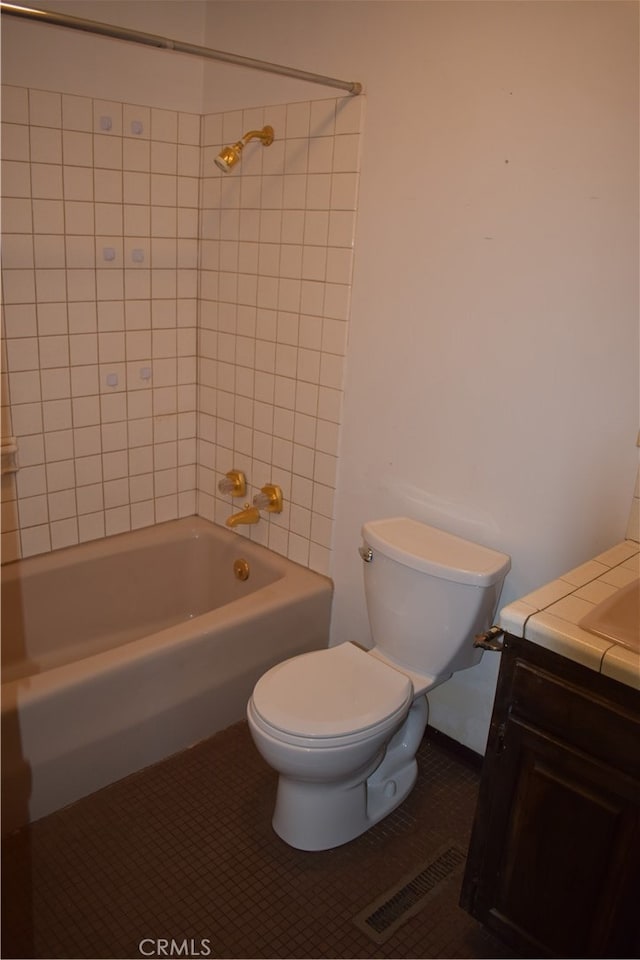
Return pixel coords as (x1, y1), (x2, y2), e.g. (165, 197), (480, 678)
(253, 484), (283, 513)
(218, 470), (247, 497)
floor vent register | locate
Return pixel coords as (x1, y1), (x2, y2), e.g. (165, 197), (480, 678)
(353, 842), (467, 944)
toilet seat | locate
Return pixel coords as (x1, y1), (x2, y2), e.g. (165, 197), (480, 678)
(250, 642), (413, 747)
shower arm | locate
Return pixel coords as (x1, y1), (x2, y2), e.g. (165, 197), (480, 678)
(0, 2), (363, 96)
(240, 128), (275, 147)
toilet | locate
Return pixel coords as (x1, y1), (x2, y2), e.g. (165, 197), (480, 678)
(247, 516), (511, 851)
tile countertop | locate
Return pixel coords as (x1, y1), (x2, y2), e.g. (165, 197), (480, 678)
(499, 540), (640, 691)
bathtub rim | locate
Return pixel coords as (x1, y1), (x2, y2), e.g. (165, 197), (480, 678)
(0, 515), (298, 577)
(1, 515), (334, 702)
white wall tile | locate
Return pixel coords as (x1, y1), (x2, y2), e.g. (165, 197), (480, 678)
(93, 100), (123, 136)
(2, 85), (29, 124)
(3, 197), (33, 234)
(3, 123), (30, 161)
(62, 95), (93, 132)
(2, 161), (31, 197)
(64, 167), (94, 202)
(64, 201), (93, 234)
(125, 104), (151, 139)
(29, 90), (61, 128)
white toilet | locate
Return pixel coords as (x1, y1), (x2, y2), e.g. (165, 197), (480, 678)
(247, 516), (511, 851)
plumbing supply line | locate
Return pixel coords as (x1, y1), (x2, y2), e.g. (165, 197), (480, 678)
(1, 2), (363, 95)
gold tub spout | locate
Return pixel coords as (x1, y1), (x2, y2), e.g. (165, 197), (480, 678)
(226, 505), (260, 528)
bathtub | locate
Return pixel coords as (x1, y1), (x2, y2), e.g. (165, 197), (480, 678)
(1, 517), (333, 833)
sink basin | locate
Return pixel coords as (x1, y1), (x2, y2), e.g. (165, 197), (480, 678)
(579, 577), (640, 653)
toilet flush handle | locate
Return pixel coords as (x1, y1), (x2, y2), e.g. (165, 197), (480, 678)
(359, 546), (373, 562)
(473, 626), (505, 652)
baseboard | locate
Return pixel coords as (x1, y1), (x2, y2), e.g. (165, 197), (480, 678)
(425, 724), (484, 770)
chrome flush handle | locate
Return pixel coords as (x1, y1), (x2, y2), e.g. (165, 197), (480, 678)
(359, 546), (373, 562)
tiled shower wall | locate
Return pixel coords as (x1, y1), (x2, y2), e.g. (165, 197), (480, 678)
(0, 86), (200, 562)
(0, 86), (363, 573)
(197, 98), (362, 574)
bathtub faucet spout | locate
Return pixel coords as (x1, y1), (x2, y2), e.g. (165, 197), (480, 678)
(226, 504), (261, 528)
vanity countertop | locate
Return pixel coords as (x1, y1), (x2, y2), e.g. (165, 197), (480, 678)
(499, 540), (640, 690)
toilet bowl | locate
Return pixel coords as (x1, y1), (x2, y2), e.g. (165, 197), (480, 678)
(247, 516), (511, 851)
(247, 641), (433, 851)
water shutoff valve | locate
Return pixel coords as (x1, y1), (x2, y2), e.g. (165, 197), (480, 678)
(217, 470), (247, 498)
(253, 484), (283, 514)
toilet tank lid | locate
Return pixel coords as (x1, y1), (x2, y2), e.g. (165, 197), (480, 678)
(362, 517), (511, 587)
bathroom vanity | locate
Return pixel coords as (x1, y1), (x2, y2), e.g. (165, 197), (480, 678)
(461, 540), (640, 958)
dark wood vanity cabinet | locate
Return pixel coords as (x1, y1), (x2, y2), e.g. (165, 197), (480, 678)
(460, 634), (640, 959)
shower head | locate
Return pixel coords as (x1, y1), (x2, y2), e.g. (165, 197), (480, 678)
(215, 125), (275, 173)
(215, 143), (243, 173)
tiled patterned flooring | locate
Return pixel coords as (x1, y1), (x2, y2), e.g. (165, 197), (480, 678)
(2, 722), (514, 960)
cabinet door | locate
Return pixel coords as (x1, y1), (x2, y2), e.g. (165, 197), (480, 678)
(464, 715), (640, 958)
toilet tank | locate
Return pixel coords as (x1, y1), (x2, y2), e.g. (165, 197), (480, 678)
(361, 518), (511, 678)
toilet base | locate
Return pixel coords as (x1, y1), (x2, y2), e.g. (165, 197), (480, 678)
(272, 760), (417, 852)
(272, 696), (429, 851)
(273, 772), (369, 851)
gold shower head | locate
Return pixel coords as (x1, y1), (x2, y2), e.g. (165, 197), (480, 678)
(215, 125), (275, 173)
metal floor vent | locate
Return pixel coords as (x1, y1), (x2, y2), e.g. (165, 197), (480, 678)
(353, 842), (467, 944)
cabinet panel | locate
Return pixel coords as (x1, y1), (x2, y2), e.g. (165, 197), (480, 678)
(510, 660), (640, 777)
(461, 635), (640, 959)
(493, 719), (640, 957)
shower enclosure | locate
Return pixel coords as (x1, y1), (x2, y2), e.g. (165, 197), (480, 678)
(0, 1), (365, 574)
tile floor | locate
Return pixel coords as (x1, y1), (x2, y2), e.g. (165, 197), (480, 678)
(2, 722), (516, 960)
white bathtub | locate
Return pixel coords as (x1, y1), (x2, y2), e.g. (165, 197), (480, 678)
(1, 517), (333, 833)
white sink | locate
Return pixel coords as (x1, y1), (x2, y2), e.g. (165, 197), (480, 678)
(579, 577), (640, 653)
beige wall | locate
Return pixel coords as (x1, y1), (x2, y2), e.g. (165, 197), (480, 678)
(0, 0), (207, 111)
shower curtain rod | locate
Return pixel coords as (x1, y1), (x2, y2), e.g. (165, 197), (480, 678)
(0, 2), (363, 96)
